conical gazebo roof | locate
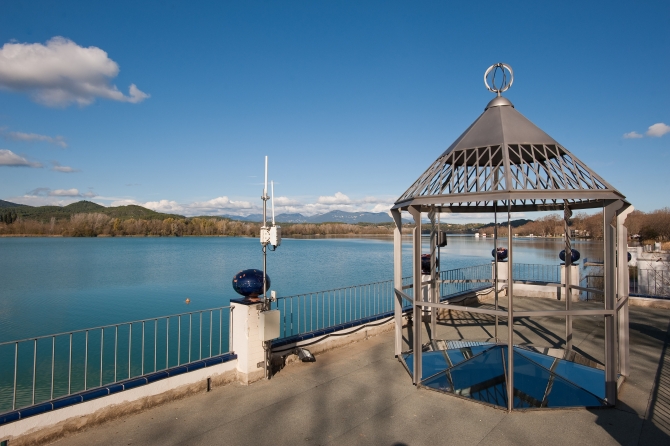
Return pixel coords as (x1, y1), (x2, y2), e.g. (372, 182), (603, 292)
(393, 95), (627, 213)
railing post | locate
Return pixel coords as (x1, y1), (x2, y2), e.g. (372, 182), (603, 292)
(68, 333), (73, 395)
(100, 329), (104, 387)
(85, 330), (89, 390)
(51, 336), (56, 400)
(128, 324), (132, 379)
(32, 339), (37, 405)
(114, 326), (118, 382)
(13, 342), (18, 410)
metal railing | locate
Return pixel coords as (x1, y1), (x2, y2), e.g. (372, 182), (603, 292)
(0, 306), (231, 414)
(581, 275), (604, 301)
(513, 263), (561, 283)
(271, 280), (398, 339)
(630, 269), (670, 298)
(272, 264), (499, 340)
(440, 264), (492, 296)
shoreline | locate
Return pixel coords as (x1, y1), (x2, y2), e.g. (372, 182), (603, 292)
(0, 233), (602, 241)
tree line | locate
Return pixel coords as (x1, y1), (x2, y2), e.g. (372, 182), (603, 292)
(483, 207), (670, 243)
(0, 213), (394, 237)
(2, 207), (669, 241)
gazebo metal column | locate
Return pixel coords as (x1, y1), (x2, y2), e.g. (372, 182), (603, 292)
(493, 202), (499, 341)
(392, 208), (403, 358)
(506, 201), (514, 412)
(429, 207), (438, 336)
(564, 203), (573, 351)
(409, 205), (422, 385)
(617, 204), (634, 378)
(604, 200), (623, 404)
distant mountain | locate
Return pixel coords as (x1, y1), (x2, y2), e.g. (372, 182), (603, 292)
(0, 199), (25, 208)
(224, 210), (396, 224)
(1, 200), (184, 222)
(309, 210), (393, 224)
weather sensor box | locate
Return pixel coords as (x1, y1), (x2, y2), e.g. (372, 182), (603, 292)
(270, 226), (281, 248)
(260, 310), (280, 341)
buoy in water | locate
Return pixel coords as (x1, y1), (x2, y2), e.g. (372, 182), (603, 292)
(185, 298), (191, 304)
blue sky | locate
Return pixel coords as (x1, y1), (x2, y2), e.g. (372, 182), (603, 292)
(0, 1), (668, 220)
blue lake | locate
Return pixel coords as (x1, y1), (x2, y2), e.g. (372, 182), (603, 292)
(0, 236), (603, 343)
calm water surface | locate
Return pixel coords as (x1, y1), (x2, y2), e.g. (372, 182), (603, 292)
(0, 236), (603, 342)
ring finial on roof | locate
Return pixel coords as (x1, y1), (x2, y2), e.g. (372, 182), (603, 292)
(484, 63), (513, 96)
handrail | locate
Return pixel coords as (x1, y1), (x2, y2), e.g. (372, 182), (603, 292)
(0, 306), (233, 414)
(0, 306), (231, 347)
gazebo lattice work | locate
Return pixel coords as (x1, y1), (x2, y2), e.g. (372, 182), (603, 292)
(391, 63), (633, 411)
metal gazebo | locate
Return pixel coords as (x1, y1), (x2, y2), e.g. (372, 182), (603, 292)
(391, 63), (633, 411)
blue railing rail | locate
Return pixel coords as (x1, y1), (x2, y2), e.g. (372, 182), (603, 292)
(0, 306), (232, 414)
(271, 280), (397, 339)
(513, 263), (561, 283)
(440, 264), (492, 296)
(272, 264), (498, 341)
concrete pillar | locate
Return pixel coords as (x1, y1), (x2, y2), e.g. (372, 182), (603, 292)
(560, 264), (580, 301)
(491, 261), (508, 295)
(421, 274), (433, 309)
(230, 299), (266, 384)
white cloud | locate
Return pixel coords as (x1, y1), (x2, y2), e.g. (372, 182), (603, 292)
(110, 199), (141, 207)
(80, 193), (396, 218)
(51, 161), (80, 172)
(647, 123), (670, 138)
(317, 192), (351, 204)
(3, 130), (67, 147)
(370, 203), (393, 214)
(123, 196), (257, 216)
(623, 131), (643, 139)
(26, 187), (94, 198)
(6, 195), (80, 207)
(273, 196), (301, 206)
(0, 37), (149, 107)
(0, 149), (42, 167)
(142, 199), (184, 213)
(49, 188), (80, 197)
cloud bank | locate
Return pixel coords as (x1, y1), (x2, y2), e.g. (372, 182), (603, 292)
(51, 161), (79, 173)
(104, 192), (394, 218)
(623, 122), (670, 139)
(0, 149), (42, 167)
(623, 131), (643, 139)
(0, 37), (149, 107)
(647, 123), (670, 138)
(3, 130), (67, 147)
(28, 187), (95, 198)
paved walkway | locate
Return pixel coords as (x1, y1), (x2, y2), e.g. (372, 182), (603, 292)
(49, 298), (670, 446)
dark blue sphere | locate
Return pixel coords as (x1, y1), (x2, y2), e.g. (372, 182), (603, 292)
(559, 249), (581, 263)
(232, 269), (270, 297)
(421, 254), (439, 274)
(492, 248), (508, 261)
(627, 252), (632, 262)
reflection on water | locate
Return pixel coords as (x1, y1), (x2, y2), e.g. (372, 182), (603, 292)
(0, 236), (602, 342)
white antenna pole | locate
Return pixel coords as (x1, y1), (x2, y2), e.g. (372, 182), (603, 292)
(271, 180), (275, 225)
(264, 156), (268, 198)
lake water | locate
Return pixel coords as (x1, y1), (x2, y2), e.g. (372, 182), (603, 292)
(0, 236), (603, 343)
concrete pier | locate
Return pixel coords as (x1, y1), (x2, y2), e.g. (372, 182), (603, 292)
(9, 297), (670, 445)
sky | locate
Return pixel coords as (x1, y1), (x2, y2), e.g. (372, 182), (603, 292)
(0, 1), (668, 221)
